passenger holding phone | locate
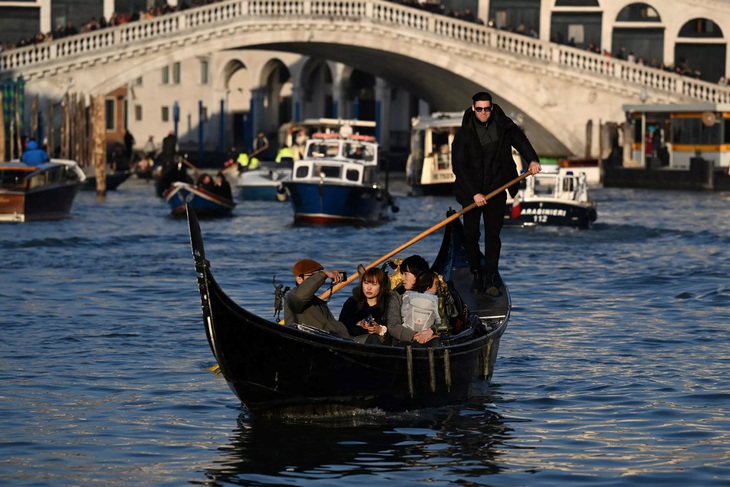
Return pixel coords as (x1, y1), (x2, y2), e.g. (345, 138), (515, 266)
(338, 267), (394, 340)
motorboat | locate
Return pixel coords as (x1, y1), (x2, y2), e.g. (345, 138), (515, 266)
(0, 159), (86, 222)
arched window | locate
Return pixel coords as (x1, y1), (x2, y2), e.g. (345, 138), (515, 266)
(616, 3), (661, 22)
(611, 3), (664, 65)
(679, 18), (723, 38)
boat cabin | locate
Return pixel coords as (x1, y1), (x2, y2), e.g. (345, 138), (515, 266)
(406, 112), (462, 187)
(523, 167), (590, 203)
(0, 161), (84, 191)
(623, 103), (730, 170)
(280, 118), (377, 156)
(292, 134), (380, 186)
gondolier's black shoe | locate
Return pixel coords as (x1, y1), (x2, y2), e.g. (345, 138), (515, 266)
(483, 274), (500, 297)
(470, 270), (485, 293)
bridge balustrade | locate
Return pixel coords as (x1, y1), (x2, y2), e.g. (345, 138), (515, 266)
(2, 0), (730, 103)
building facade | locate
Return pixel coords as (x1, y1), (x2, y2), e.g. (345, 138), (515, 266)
(2, 0), (729, 159)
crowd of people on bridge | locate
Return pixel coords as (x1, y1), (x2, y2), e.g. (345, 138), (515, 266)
(1, 0), (225, 52)
(3, 0), (724, 85)
(387, 1), (720, 83)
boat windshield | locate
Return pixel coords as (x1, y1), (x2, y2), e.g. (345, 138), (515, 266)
(343, 142), (374, 162)
(533, 175), (558, 196)
(306, 141), (341, 158)
(0, 170), (29, 189)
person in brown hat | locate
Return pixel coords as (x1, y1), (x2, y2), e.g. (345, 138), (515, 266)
(283, 258), (354, 339)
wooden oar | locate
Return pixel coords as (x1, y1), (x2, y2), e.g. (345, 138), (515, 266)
(317, 171), (532, 300)
(181, 158), (199, 174)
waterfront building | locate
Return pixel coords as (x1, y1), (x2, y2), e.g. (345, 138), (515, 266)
(1, 0), (729, 162)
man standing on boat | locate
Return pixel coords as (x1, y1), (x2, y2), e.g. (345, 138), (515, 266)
(452, 92), (541, 296)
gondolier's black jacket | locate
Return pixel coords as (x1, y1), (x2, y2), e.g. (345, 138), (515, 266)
(451, 104), (539, 205)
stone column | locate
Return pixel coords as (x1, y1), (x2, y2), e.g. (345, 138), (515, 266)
(103, 0), (114, 20)
(39, 0), (52, 33)
(250, 87), (266, 141)
(330, 62), (347, 119)
(375, 78), (391, 152)
(291, 86), (303, 123)
(540, 0), (552, 43)
(418, 99), (430, 117)
(477, 0), (490, 26)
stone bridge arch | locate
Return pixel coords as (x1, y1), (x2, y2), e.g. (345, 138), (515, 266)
(5, 0), (730, 156)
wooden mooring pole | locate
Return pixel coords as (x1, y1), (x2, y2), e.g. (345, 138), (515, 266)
(93, 94), (107, 199)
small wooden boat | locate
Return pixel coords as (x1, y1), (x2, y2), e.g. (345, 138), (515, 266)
(0, 159), (86, 222)
(282, 132), (398, 225)
(81, 170), (133, 191)
(505, 167), (597, 228)
(164, 181), (235, 218)
(236, 160), (292, 202)
(186, 204), (511, 416)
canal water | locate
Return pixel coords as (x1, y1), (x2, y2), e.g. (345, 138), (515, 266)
(1, 177), (728, 486)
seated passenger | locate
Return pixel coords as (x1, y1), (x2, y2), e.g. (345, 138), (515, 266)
(21, 140), (49, 166)
(197, 173), (215, 192)
(386, 255), (440, 346)
(285, 258), (370, 343)
(401, 270), (441, 333)
(338, 267), (395, 341)
(213, 172), (233, 200)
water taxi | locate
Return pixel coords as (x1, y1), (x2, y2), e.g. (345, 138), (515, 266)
(605, 103), (730, 190)
(282, 129), (398, 225)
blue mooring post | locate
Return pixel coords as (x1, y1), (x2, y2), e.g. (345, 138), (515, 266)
(173, 101), (179, 140)
(242, 113), (250, 151)
(198, 101), (203, 165)
(375, 99), (382, 141)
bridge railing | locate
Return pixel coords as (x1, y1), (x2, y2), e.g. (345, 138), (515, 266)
(3, 0), (730, 103)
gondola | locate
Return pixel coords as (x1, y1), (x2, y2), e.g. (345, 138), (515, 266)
(187, 204), (511, 416)
(165, 181), (236, 218)
(81, 170), (133, 191)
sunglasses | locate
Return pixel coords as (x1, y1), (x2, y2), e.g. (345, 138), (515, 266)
(474, 106), (493, 112)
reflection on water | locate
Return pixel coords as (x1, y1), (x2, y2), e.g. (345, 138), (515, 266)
(207, 397), (511, 486)
(1, 180), (729, 485)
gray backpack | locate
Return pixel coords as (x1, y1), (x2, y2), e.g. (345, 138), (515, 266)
(401, 292), (439, 332)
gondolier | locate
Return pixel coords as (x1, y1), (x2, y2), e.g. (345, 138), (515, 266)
(452, 91), (541, 296)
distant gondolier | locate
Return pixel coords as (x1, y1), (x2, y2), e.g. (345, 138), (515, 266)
(161, 131), (177, 164)
(252, 131), (269, 158)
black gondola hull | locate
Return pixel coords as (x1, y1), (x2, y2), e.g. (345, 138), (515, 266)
(188, 206), (510, 415)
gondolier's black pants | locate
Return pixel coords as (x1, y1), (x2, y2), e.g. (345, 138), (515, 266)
(462, 191), (506, 277)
